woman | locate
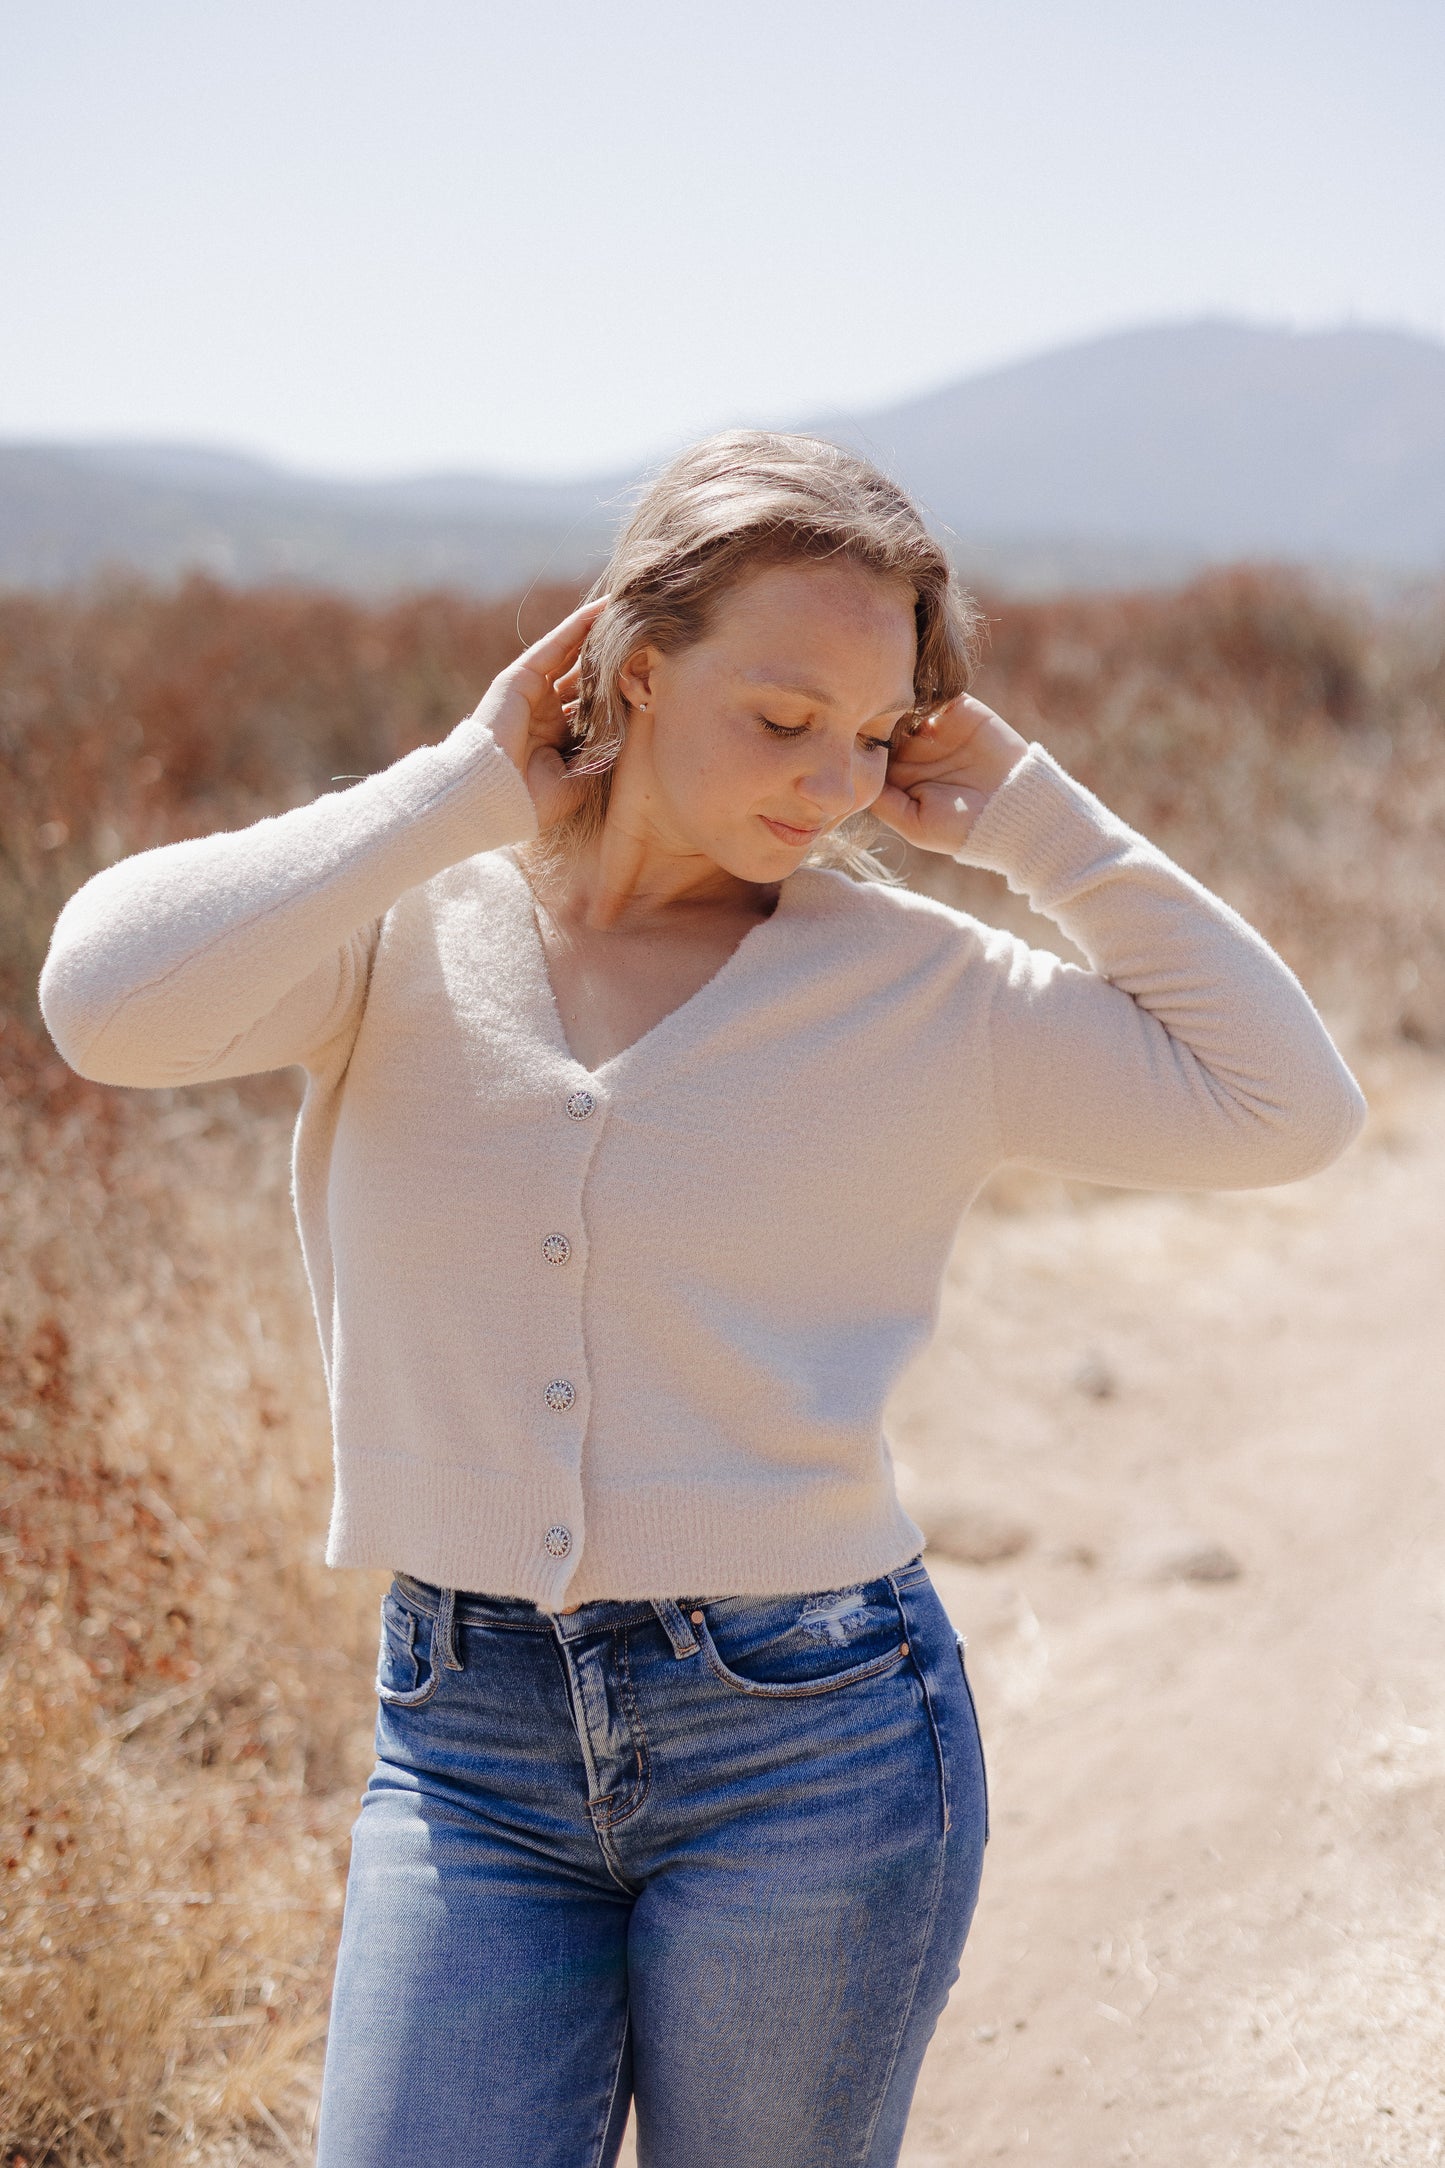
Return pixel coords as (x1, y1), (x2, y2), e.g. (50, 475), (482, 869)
(38, 431), (1366, 2167)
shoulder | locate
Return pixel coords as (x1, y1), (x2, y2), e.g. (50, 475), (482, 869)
(786, 864), (1014, 967)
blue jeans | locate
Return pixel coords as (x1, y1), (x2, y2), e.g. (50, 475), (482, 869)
(316, 1555), (989, 2168)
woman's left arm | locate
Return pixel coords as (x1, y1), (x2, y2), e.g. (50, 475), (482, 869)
(877, 698), (1367, 1190)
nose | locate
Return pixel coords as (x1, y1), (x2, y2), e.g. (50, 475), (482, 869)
(796, 740), (863, 819)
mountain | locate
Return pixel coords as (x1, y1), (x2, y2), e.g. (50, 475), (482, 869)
(2, 319), (1442, 598)
(811, 319), (1445, 570)
(0, 439), (625, 597)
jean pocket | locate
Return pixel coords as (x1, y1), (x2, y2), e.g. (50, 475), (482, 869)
(375, 1587), (443, 1708)
(956, 1636), (990, 1843)
(696, 1582), (912, 1699)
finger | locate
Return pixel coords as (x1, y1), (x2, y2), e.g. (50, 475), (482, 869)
(871, 781), (924, 837)
(523, 594), (610, 671)
(886, 714), (943, 765)
(554, 661), (582, 696)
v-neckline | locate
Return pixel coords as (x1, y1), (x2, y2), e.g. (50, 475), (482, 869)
(500, 847), (797, 1084)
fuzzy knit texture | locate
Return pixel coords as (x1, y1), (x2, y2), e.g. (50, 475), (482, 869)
(39, 703), (1367, 1607)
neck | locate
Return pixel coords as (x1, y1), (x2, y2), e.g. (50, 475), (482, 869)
(535, 774), (775, 934)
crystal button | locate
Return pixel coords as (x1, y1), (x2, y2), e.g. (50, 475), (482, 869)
(544, 1524), (572, 1559)
(565, 1088), (596, 1121)
(541, 1233), (571, 1266)
(544, 1379), (576, 1412)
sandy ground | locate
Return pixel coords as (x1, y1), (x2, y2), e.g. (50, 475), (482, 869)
(615, 1047), (1445, 2166)
(890, 1045), (1445, 2167)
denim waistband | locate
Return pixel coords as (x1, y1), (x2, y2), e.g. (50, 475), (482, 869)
(391, 1554), (929, 1638)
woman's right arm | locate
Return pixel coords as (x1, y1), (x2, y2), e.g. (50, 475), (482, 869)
(38, 597), (603, 1089)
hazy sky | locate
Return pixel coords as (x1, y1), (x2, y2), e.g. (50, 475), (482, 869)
(2, 0), (1440, 478)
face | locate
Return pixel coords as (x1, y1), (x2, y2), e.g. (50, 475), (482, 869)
(613, 557), (918, 883)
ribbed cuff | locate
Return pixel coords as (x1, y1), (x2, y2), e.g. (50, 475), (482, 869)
(951, 742), (1134, 908)
(373, 709), (540, 872)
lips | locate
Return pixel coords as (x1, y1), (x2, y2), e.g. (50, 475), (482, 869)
(760, 814), (821, 846)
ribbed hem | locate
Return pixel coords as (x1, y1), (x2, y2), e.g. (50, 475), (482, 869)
(326, 1452), (927, 1607)
(564, 1476), (926, 1603)
(326, 1454), (584, 1610)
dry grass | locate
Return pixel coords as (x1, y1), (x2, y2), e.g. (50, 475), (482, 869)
(2, 1034), (358, 2163)
(2, 565), (1443, 2160)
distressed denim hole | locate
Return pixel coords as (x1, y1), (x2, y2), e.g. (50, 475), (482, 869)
(798, 1590), (870, 1645)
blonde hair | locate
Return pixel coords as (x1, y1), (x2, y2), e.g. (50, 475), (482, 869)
(532, 428), (983, 875)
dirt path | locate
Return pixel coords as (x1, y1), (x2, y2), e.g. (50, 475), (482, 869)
(889, 1047), (1445, 2165)
(614, 1051), (1445, 2166)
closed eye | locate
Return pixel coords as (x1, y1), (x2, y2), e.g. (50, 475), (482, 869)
(761, 717), (896, 752)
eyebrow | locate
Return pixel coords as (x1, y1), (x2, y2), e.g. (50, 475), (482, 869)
(744, 676), (916, 724)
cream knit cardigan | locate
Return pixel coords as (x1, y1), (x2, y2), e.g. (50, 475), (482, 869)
(38, 705), (1367, 1607)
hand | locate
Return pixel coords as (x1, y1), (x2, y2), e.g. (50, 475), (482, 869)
(873, 693), (1030, 855)
(471, 594), (609, 829)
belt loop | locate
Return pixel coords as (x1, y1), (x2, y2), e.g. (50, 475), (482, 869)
(434, 1585), (464, 1671)
(651, 1597), (700, 1659)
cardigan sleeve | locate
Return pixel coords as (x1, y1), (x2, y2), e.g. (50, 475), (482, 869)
(953, 744), (1367, 1189)
(37, 707), (539, 1089)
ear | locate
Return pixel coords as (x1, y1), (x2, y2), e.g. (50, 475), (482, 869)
(616, 643), (660, 713)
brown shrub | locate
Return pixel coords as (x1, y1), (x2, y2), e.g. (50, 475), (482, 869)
(0, 571), (584, 1028)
